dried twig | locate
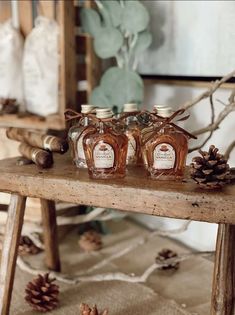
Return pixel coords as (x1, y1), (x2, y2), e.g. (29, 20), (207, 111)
(17, 251), (213, 285)
(192, 101), (235, 136)
(224, 140), (235, 160)
(180, 69), (235, 110)
(189, 94), (216, 153)
(82, 221), (191, 275)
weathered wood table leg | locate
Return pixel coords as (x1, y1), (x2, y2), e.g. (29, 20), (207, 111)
(0, 194), (26, 315)
(211, 224), (235, 315)
(40, 199), (61, 272)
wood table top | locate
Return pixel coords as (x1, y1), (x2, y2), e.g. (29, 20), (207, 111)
(0, 154), (234, 224)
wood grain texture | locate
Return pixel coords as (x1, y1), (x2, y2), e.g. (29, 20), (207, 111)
(0, 195), (26, 315)
(84, 0), (101, 98)
(0, 114), (65, 130)
(0, 155), (234, 224)
(211, 224), (235, 315)
(0, 1), (11, 23)
(40, 199), (61, 272)
(58, 0), (77, 114)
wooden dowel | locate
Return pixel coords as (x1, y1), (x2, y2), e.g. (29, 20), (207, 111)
(0, 194), (26, 315)
(40, 199), (61, 272)
(211, 224), (235, 315)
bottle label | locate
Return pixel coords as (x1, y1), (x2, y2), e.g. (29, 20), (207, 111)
(77, 135), (85, 160)
(153, 143), (175, 169)
(127, 134), (137, 160)
(94, 143), (114, 168)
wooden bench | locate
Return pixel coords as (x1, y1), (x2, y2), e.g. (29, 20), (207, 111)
(0, 155), (234, 315)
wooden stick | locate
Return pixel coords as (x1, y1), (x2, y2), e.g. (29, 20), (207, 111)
(211, 224), (235, 315)
(17, 251), (212, 285)
(0, 194), (26, 315)
(40, 199), (61, 272)
(180, 69), (235, 111)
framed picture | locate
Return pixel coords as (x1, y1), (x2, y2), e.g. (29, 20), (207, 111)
(138, 1), (235, 86)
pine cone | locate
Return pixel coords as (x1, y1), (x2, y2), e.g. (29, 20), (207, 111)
(79, 230), (102, 252)
(190, 145), (231, 189)
(155, 249), (179, 270)
(25, 273), (59, 312)
(80, 303), (108, 315)
(0, 98), (18, 114)
(19, 235), (41, 256)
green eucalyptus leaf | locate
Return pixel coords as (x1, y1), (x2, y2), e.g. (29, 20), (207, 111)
(101, 0), (122, 27)
(89, 86), (110, 107)
(134, 30), (152, 54)
(100, 67), (143, 106)
(122, 1), (150, 34)
(96, 1), (112, 27)
(94, 27), (123, 59)
(80, 8), (101, 37)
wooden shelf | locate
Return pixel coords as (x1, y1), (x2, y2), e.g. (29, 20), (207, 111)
(0, 114), (65, 130)
(0, 154), (234, 225)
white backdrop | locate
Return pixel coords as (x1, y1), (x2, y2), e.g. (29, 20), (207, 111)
(138, 1), (235, 77)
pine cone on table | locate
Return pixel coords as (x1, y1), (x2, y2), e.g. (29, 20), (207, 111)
(25, 273), (59, 312)
(80, 303), (108, 315)
(190, 145), (231, 189)
(18, 235), (41, 256)
(155, 249), (179, 270)
(79, 230), (102, 252)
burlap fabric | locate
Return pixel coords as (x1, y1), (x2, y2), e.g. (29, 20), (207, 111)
(10, 220), (212, 315)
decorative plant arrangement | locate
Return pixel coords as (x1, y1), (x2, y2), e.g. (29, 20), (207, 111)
(80, 0), (152, 108)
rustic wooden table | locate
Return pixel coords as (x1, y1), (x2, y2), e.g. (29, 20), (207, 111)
(0, 155), (234, 315)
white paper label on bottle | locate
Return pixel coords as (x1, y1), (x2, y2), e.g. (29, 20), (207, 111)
(94, 142), (114, 169)
(77, 135), (85, 160)
(127, 134), (136, 160)
(153, 143), (175, 169)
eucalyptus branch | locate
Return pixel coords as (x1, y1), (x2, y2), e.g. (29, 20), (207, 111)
(179, 69), (235, 111)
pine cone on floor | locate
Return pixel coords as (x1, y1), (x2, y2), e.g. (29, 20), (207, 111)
(79, 230), (102, 252)
(155, 249), (179, 270)
(25, 273), (59, 312)
(190, 145), (231, 189)
(80, 303), (108, 315)
(18, 235), (41, 256)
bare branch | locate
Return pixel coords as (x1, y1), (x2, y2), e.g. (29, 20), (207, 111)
(180, 69), (235, 110)
(192, 101), (235, 136)
(17, 251), (213, 284)
(189, 94), (216, 153)
(224, 140), (235, 160)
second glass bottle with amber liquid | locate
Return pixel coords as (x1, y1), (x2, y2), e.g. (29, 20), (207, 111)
(142, 106), (195, 180)
(83, 108), (128, 179)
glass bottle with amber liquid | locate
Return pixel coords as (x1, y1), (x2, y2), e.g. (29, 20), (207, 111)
(83, 108), (128, 179)
(121, 103), (142, 166)
(141, 106), (195, 180)
(68, 104), (95, 168)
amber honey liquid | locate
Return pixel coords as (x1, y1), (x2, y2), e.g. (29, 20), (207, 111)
(125, 117), (142, 166)
(84, 122), (128, 179)
(142, 125), (188, 180)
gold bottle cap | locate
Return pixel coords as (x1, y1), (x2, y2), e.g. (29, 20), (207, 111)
(96, 108), (113, 119)
(153, 105), (173, 118)
(123, 103), (138, 112)
(81, 104), (95, 114)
